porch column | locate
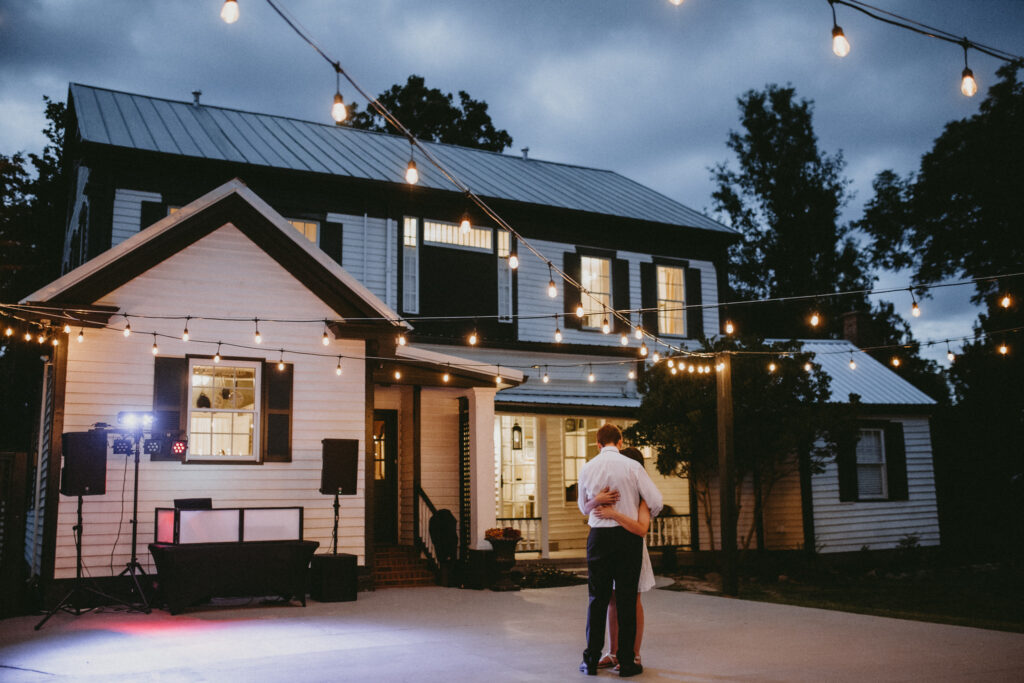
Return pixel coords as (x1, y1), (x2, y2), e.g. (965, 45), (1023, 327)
(468, 386), (497, 549)
(536, 417), (550, 558)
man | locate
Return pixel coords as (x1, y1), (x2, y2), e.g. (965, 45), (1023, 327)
(577, 423), (663, 677)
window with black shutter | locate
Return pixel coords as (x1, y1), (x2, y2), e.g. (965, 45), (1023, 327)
(152, 357), (188, 462)
(563, 252), (582, 330)
(320, 220), (344, 265)
(612, 258), (631, 333)
(837, 421), (909, 502)
(684, 266), (703, 339)
(262, 362), (293, 463)
(639, 262), (658, 335)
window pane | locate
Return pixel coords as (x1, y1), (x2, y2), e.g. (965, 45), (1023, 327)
(857, 464), (884, 497)
(423, 219), (492, 251)
(187, 361), (260, 460)
(657, 265), (686, 336)
(856, 430), (885, 464)
(580, 257), (611, 328)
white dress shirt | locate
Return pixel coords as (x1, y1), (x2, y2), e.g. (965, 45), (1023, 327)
(577, 446), (664, 528)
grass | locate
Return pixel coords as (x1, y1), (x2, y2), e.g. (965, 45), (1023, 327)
(664, 560), (1024, 633)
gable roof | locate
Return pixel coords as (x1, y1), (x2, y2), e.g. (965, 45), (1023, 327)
(797, 339), (937, 406)
(23, 179), (407, 327)
(68, 83), (735, 235)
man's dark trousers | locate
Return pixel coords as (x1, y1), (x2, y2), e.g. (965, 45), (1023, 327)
(585, 526), (643, 665)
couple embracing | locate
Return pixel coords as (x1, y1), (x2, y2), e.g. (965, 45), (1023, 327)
(577, 423), (663, 678)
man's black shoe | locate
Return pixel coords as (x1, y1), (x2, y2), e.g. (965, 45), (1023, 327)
(618, 660), (643, 677)
(579, 657), (598, 676)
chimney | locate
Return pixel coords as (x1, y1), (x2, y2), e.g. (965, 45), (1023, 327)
(841, 310), (873, 348)
(521, 147), (529, 160)
(192, 90), (202, 107)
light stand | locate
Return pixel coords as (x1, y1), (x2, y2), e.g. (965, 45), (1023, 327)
(116, 431), (151, 612)
(35, 496), (131, 630)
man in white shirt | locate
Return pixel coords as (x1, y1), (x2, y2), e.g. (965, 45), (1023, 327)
(577, 423), (663, 677)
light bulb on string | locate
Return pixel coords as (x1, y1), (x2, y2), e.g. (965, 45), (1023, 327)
(23, 330), (32, 341)
(891, 356), (901, 367)
(468, 328), (478, 346)
(442, 363), (450, 384)
(214, 343), (222, 364)
(667, 358), (675, 368)
(397, 333), (407, 347)
(652, 351), (661, 363)
(495, 365), (502, 385)
(828, 0), (850, 57)
(588, 364), (595, 383)
(1000, 293), (1012, 308)
(254, 318), (262, 344)
(725, 320), (735, 335)
(998, 342), (1009, 356)
(394, 369), (402, 380)
(670, 365), (678, 376)
(620, 332), (629, 346)
(639, 342), (648, 357)
(688, 364), (695, 374)
(628, 368), (636, 380)
(123, 316), (131, 337)
(849, 353), (857, 370)
(63, 322), (71, 334)
(554, 326), (562, 343)
(405, 142), (419, 185)
(77, 328), (84, 343)
(716, 362), (725, 372)
(459, 212), (471, 234)
(220, 0), (239, 24)
(768, 361), (777, 373)
(960, 43), (978, 97)
(946, 343), (956, 363)
(542, 366), (550, 384)
(547, 266), (557, 298)
(182, 316), (190, 342)
(278, 350), (285, 371)
(51, 336), (59, 347)
(3, 325), (12, 337)
(601, 317), (610, 334)
(804, 362), (812, 372)
(909, 288), (921, 317)
(152, 334), (159, 355)
(322, 321), (331, 346)
(809, 311), (820, 328)
(508, 250), (519, 270)
(575, 302), (585, 319)
(331, 71), (347, 123)
(336, 357), (343, 376)
(634, 326), (643, 340)
(37, 332), (45, 344)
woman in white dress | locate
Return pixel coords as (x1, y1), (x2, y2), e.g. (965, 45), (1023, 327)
(585, 447), (654, 670)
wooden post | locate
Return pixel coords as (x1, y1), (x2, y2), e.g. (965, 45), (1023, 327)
(716, 352), (738, 596)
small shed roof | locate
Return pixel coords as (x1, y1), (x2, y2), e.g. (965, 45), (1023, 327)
(68, 83), (735, 235)
(795, 339), (937, 406)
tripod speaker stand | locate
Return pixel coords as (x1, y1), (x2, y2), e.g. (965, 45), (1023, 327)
(115, 432), (152, 612)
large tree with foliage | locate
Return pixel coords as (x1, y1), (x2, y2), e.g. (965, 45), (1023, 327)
(625, 338), (857, 552)
(0, 97), (66, 450)
(346, 75), (513, 152)
(859, 62), (1024, 555)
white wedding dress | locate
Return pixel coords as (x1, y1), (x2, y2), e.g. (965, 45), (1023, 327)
(638, 543), (655, 593)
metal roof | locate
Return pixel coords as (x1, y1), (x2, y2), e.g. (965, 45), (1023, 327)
(794, 339), (937, 406)
(69, 83), (735, 234)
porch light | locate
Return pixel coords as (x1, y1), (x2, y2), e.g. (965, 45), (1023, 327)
(405, 144), (419, 185)
(628, 369), (636, 380)
(511, 422), (523, 450)
(495, 367), (502, 385)
(220, 0), (239, 24)
(37, 333), (45, 344)
(51, 337), (59, 347)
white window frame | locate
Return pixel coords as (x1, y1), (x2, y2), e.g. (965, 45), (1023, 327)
(186, 359), (261, 463)
(402, 216), (419, 314)
(855, 428), (888, 500)
(562, 417), (600, 504)
(657, 264), (686, 337)
(580, 256), (611, 329)
(494, 416), (537, 518)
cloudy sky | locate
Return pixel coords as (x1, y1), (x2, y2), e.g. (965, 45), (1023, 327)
(2, 0), (1021, 363)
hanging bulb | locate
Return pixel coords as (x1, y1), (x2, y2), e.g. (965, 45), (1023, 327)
(254, 319), (262, 344)
(322, 325), (331, 346)
(460, 213), (471, 234)
(688, 364), (695, 373)
(405, 158), (419, 185)
(832, 25), (850, 57)
(947, 349), (956, 363)
(809, 312), (820, 327)
(495, 371), (502, 385)
(37, 332), (45, 344)
(152, 335), (159, 355)
(77, 328), (84, 343)
(182, 317), (190, 342)
(804, 362), (812, 372)
(547, 271), (557, 298)
(667, 358), (675, 368)
(768, 362), (777, 373)
(336, 358), (343, 376)
(220, 0), (239, 24)
(628, 368), (636, 380)
(24, 331), (32, 341)
(670, 366), (678, 375)
(51, 337), (59, 347)
(331, 92), (347, 123)
(575, 302), (585, 318)
(4, 325), (12, 336)
(468, 330), (478, 346)
(601, 317), (610, 334)
(123, 320), (132, 337)
(652, 351), (660, 363)
(63, 323), (71, 334)
(669, 0), (684, 6)
(961, 67), (978, 97)
(998, 342), (1009, 355)
(508, 252), (519, 270)
(849, 355), (857, 370)
(214, 344), (222, 364)
(588, 369), (595, 383)
(620, 332), (629, 346)
(554, 327), (562, 343)
(891, 356), (901, 367)
(634, 326), (643, 340)
(911, 301), (921, 318)
(1000, 294), (1012, 309)
(394, 369), (402, 380)
(715, 362), (725, 372)
(640, 342), (648, 357)
(725, 320), (735, 335)
(278, 358), (285, 371)
(397, 333), (407, 346)
(542, 369), (550, 384)
(442, 369), (450, 383)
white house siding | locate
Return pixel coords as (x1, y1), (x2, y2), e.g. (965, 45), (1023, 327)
(334, 213), (397, 311)
(419, 388), (464, 522)
(515, 239), (720, 347)
(110, 189), (162, 247)
(811, 416), (940, 553)
(53, 224), (368, 578)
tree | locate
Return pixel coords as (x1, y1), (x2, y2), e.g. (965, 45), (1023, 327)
(346, 75), (513, 152)
(625, 338), (856, 552)
(711, 84), (947, 402)
(0, 97), (66, 450)
(859, 62), (1024, 555)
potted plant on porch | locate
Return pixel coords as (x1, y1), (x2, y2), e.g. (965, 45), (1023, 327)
(485, 527), (523, 591)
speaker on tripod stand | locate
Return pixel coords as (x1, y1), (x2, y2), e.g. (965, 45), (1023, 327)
(310, 439), (359, 602)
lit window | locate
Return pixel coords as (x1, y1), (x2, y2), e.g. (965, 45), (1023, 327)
(855, 428), (887, 499)
(657, 265), (686, 336)
(423, 219), (492, 252)
(494, 416), (537, 518)
(497, 232), (513, 323)
(187, 360), (260, 462)
(563, 417), (599, 503)
(288, 219), (318, 244)
(580, 256), (610, 329)
(402, 217), (419, 313)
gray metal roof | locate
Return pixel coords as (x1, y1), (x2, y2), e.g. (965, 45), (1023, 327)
(69, 83), (734, 234)
(795, 339), (937, 406)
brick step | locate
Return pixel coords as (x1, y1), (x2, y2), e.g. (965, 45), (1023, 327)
(373, 545), (436, 587)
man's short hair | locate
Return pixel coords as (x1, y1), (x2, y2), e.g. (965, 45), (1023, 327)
(596, 423), (622, 447)
(619, 447), (644, 466)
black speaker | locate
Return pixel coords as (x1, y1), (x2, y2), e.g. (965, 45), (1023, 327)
(320, 439), (359, 495)
(309, 553), (358, 602)
(60, 431), (108, 496)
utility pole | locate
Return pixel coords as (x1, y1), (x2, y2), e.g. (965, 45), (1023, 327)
(716, 351), (738, 596)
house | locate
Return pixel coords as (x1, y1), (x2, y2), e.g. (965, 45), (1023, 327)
(19, 83), (940, 596)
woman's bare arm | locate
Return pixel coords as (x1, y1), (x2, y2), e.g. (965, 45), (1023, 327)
(593, 500), (650, 537)
(582, 486), (619, 514)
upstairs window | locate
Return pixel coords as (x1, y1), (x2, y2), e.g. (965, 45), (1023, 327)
(402, 217), (419, 314)
(423, 219), (492, 252)
(497, 231), (513, 323)
(288, 219), (319, 244)
(855, 428), (887, 499)
(187, 360), (260, 462)
(580, 256), (610, 329)
(657, 265), (686, 336)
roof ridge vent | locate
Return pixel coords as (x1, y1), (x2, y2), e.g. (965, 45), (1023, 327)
(192, 90), (202, 107)
(521, 147), (529, 160)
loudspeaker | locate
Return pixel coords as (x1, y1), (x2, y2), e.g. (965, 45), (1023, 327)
(309, 553), (358, 602)
(320, 439), (358, 495)
(60, 431), (108, 496)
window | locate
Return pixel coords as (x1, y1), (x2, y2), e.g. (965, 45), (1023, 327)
(187, 360), (260, 462)
(657, 265), (686, 336)
(423, 219), (492, 252)
(494, 416), (537, 518)
(855, 428), (887, 499)
(580, 256), (610, 328)
(497, 231), (513, 323)
(402, 216), (419, 313)
(563, 417), (600, 502)
(288, 219), (319, 244)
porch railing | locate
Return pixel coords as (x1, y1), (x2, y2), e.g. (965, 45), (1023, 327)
(647, 514), (691, 548)
(495, 516), (542, 552)
(414, 485), (439, 570)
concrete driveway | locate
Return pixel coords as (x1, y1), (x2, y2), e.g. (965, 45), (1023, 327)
(1, 583), (1022, 682)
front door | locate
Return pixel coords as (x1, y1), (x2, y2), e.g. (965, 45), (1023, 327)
(372, 410), (398, 544)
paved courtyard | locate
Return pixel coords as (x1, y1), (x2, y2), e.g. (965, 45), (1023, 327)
(1, 581), (1022, 682)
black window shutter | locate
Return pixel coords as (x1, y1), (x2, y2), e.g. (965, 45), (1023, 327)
(639, 262), (658, 335)
(563, 252), (582, 330)
(320, 221), (344, 265)
(884, 421), (909, 500)
(837, 432), (858, 502)
(612, 258), (631, 333)
(685, 267), (704, 339)
(152, 357), (188, 462)
(140, 200), (167, 230)
(262, 363), (293, 463)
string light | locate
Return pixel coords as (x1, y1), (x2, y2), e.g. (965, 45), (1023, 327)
(809, 311), (821, 328)
(547, 266), (557, 298)
(331, 72), (347, 123)
(667, 358), (675, 368)
(554, 316), (563, 343)
(575, 302), (585, 319)
(508, 249), (519, 270)
(910, 288), (921, 317)
(496, 364), (502, 385)
(601, 317), (611, 334)
(634, 326), (643, 340)
(639, 342), (648, 357)
(891, 356), (901, 367)
(322, 321), (331, 346)
(670, 365), (678, 376)
(152, 334), (159, 355)
(123, 316), (131, 337)
(278, 350), (285, 371)
(77, 328), (84, 343)
(628, 368), (636, 380)
(588, 364), (595, 383)
(182, 316), (190, 342)
(336, 356), (343, 376)
(63, 322), (71, 334)
(542, 366), (550, 383)
(397, 333), (407, 346)
(51, 336), (59, 347)
(405, 143), (419, 185)
(214, 343), (222, 364)
(998, 342), (1009, 355)
(620, 332), (629, 346)
(724, 320), (735, 335)
(254, 318), (262, 344)
(688, 364), (695, 374)
(716, 362), (725, 372)
(442, 363), (450, 383)
(394, 369), (402, 380)
(1001, 293), (1012, 308)
(960, 42), (978, 97)
(652, 351), (661, 363)
(946, 343), (956, 362)
(220, 0), (239, 24)
(804, 361), (813, 372)
(4, 325), (12, 336)
(459, 211), (471, 234)
(768, 361), (777, 373)
(468, 328), (478, 346)
(829, 1), (850, 57)
(23, 330), (32, 342)
(849, 353), (857, 370)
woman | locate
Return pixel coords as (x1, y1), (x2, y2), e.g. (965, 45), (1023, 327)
(583, 446), (654, 670)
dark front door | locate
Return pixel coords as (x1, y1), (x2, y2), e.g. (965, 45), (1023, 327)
(372, 411), (398, 544)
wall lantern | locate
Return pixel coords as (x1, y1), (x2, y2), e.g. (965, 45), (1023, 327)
(511, 422), (523, 450)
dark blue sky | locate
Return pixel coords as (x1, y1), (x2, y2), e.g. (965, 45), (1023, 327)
(2, 0), (1021, 362)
